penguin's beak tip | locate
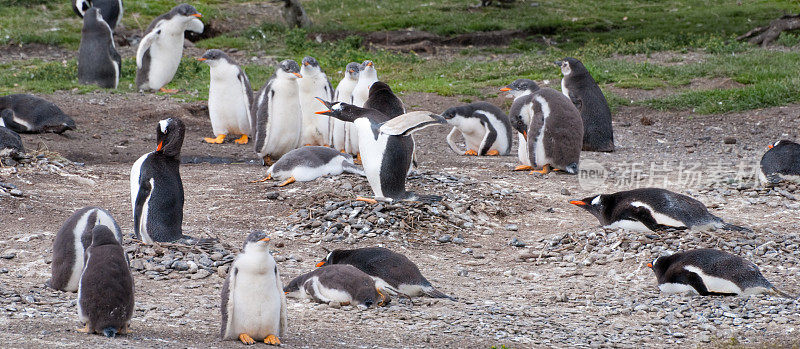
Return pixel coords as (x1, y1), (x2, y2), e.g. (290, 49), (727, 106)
(196, 57), (206, 61)
(647, 262), (653, 268)
(569, 200), (586, 206)
(156, 141), (163, 152)
(293, 72), (303, 78)
(554, 61), (562, 66)
(259, 237), (270, 242)
(768, 145), (773, 149)
(315, 110), (331, 115)
(499, 87), (511, 92)
(366, 62), (373, 67)
(315, 261), (325, 267)
(193, 13), (202, 18)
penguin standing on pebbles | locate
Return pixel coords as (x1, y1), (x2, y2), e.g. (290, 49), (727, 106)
(557, 57), (615, 152)
(347, 60), (379, 155)
(254, 146), (364, 186)
(284, 264), (390, 307)
(331, 62), (360, 152)
(197, 49), (254, 145)
(500, 79), (540, 170)
(252, 60), (304, 167)
(760, 140), (800, 184)
(0, 94), (76, 134)
(648, 248), (791, 297)
(298, 56), (334, 146)
(570, 187), (751, 232)
(72, 0), (123, 31)
(78, 7), (121, 89)
(443, 102), (511, 156)
(221, 232), (286, 346)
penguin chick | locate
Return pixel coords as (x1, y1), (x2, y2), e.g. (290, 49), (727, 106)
(557, 57), (615, 152)
(0, 94), (76, 134)
(347, 60), (379, 156)
(570, 187), (751, 233)
(0, 125), (24, 159)
(252, 59), (304, 167)
(649, 248), (792, 297)
(331, 62), (360, 152)
(760, 140), (800, 184)
(500, 79), (540, 99)
(442, 102), (512, 156)
(284, 264), (390, 308)
(500, 79), (540, 170)
(316, 247), (453, 299)
(221, 232), (287, 346)
(78, 7), (121, 89)
(72, 0), (123, 31)
(298, 56), (334, 146)
(77, 225), (134, 338)
(259, 146), (364, 186)
(198, 49), (254, 145)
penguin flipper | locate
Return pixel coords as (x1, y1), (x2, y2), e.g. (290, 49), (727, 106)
(342, 162), (365, 177)
(187, 17), (205, 34)
(423, 287), (456, 301)
(220, 266), (237, 339)
(379, 111), (446, 137)
(478, 121), (498, 156)
(133, 180), (152, 239)
(720, 222), (752, 233)
(136, 29), (161, 69)
(446, 127), (466, 154)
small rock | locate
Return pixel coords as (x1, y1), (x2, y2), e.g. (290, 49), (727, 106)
(560, 188), (570, 196)
(9, 189), (23, 197)
(0, 252), (16, 260)
(171, 261), (189, 271)
(508, 238), (526, 247)
(723, 137), (737, 144)
(640, 116), (654, 126)
(504, 224), (519, 231)
(437, 235), (452, 243)
(265, 191), (280, 200)
(218, 265), (229, 278)
(187, 261), (199, 274)
(328, 301), (341, 309)
(190, 269), (211, 280)
(169, 309), (185, 318)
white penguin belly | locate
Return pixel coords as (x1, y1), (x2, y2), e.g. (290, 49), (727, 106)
(129, 153), (149, 213)
(298, 83), (329, 146)
(532, 95), (552, 168)
(355, 119), (387, 198)
(306, 276), (352, 303)
(65, 210), (93, 292)
(517, 134), (530, 165)
(146, 34), (184, 89)
(658, 283), (698, 294)
(264, 84), (302, 157)
(209, 70), (250, 136)
(457, 117), (486, 152)
(231, 272), (282, 340)
(604, 220), (651, 232)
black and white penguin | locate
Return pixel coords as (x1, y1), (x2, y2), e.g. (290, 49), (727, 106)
(50, 207), (122, 292)
(556, 57), (614, 152)
(298, 56), (334, 146)
(316, 247), (452, 299)
(648, 248), (790, 297)
(347, 60), (379, 155)
(72, 0), (123, 31)
(76, 225), (134, 338)
(221, 232), (287, 345)
(284, 264), (390, 307)
(255, 146), (364, 186)
(331, 62), (360, 152)
(443, 102), (512, 156)
(500, 79), (540, 170)
(760, 140), (800, 184)
(252, 60), (304, 167)
(570, 187), (750, 232)
(135, 3), (204, 92)
(198, 49), (254, 145)
(78, 7), (121, 89)
(0, 94), (76, 134)
(0, 125), (24, 159)
(315, 99), (445, 202)
(130, 118), (185, 243)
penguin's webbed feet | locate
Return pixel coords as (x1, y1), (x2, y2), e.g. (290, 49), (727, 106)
(234, 135), (249, 144)
(530, 164), (552, 175)
(239, 333), (256, 345)
(204, 134), (226, 144)
(277, 176), (295, 187)
(250, 173), (272, 183)
(158, 87), (179, 94)
(76, 324), (90, 333)
(486, 149), (500, 156)
(353, 153), (362, 165)
(512, 165), (532, 171)
(464, 149), (478, 156)
(356, 196), (378, 204)
(264, 334), (281, 346)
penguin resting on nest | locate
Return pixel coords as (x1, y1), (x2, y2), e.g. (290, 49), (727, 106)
(254, 146), (364, 186)
(197, 49), (254, 145)
(284, 264), (390, 307)
(760, 140), (800, 184)
(78, 7), (121, 89)
(0, 94), (76, 134)
(442, 102), (512, 156)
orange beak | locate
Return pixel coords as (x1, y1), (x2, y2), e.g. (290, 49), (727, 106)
(293, 72), (303, 78)
(569, 200), (586, 206)
(647, 262), (653, 268)
(348, 69), (354, 73)
(192, 13), (202, 18)
(315, 110), (332, 115)
(522, 131), (527, 138)
(315, 261), (325, 267)
(303, 62), (309, 66)
(500, 87), (511, 91)
(768, 144), (774, 149)
(366, 61), (373, 67)
(259, 237), (270, 242)
(196, 57), (206, 61)
(156, 141), (163, 151)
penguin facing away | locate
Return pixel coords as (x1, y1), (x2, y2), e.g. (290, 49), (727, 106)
(50, 207), (123, 292)
(500, 79), (540, 170)
(135, 4), (204, 92)
(252, 60), (304, 168)
(78, 7), (121, 89)
(298, 56), (334, 146)
(0, 94), (76, 134)
(72, 0), (123, 31)
(570, 187), (751, 233)
(220, 232), (287, 345)
(0, 125), (24, 159)
(77, 225), (134, 338)
(255, 146), (364, 186)
(363, 81), (406, 119)
(648, 248), (790, 297)
(760, 140), (800, 184)
(442, 102), (512, 156)
(518, 88), (583, 175)
(284, 264), (390, 307)
(130, 118), (185, 243)
(331, 62), (360, 152)
(347, 60), (379, 155)
(197, 49), (254, 145)
(316, 247), (453, 299)
(557, 57), (615, 152)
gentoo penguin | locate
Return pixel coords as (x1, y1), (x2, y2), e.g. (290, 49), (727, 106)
(557, 57), (614, 152)
(130, 118), (185, 243)
(570, 187), (750, 232)
(252, 60), (303, 167)
(316, 247), (452, 299)
(50, 207), (122, 292)
(220, 232), (287, 345)
(0, 125), (24, 159)
(0, 94), (76, 134)
(500, 79), (540, 170)
(298, 56), (334, 146)
(78, 7), (121, 89)
(284, 265), (390, 307)
(135, 4), (204, 92)
(347, 60), (379, 155)
(364, 81), (405, 118)
(255, 146), (364, 186)
(72, 0), (123, 31)
(331, 62), (360, 152)
(760, 140), (800, 184)
(510, 88), (583, 175)
(198, 49), (254, 145)
(442, 102), (512, 156)
(77, 225), (134, 338)
(648, 248), (790, 297)
(315, 99), (445, 203)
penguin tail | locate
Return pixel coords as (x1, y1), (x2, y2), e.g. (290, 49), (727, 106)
(102, 327), (118, 338)
(721, 222), (752, 233)
(423, 287), (456, 301)
(563, 163), (579, 175)
(769, 287), (796, 299)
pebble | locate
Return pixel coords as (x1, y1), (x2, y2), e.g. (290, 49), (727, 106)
(438, 235), (452, 243)
(504, 224), (519, 231)
(1, 252), (16, 260)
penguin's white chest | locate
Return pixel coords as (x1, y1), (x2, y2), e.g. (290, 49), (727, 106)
(355, 119), (387, 198)
(532, 96), (551, 167)
(298, 76), (331, 145)
(452, 117), (485, 151)
(517, 133), (530, 165)
(264, 80), (302, 156)
(208, 65), (250, 136)
(230, 261), (282, 340)
(147, 32), (185, 89)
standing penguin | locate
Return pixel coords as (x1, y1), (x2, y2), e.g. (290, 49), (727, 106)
(50, 207), (122, 292)
(78, 7), (121, 89)
(569, 187), (750, 232)
(648, 249), (790, 297)
(197, 49), (254, 145)
(297, 56), (334, 146)
(252, 60), (304, 167)
(255, 146), (364, 186)
(760, 140), (800, 184)
(130, 118), (185, 243)
(135, 4), (204, 92)
(442, 102), (512, 156)
(557, 57), (614, 152)
(72, 0), (123, 31)
(220, 232), (287, 345)
(331, 62), (360, 152)
(77, 226), (134, 338)
(284, 265), (389, 307)
(0, 94), (76, 134)
(0, 125), (24, 159)
(347, 60), (379, 156)
(500, 79), (540, 170)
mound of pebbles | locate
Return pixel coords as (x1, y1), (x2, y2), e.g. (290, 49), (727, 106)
(125, 239), (240, 281)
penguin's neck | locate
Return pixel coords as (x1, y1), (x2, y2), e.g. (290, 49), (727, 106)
(160, 18), (190, 37)
(209, 62), (239, 81)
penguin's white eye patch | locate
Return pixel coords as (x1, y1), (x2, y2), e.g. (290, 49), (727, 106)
(332, 103), (343, 111)
(159, 119), (170, 133)
(591, 195), (601, 205)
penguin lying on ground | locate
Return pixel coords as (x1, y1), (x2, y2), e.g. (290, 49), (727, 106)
(298, 56), (334, 146)
(443, 102), (512, 156)
(135, 3), (204, 92)
(72, 0), (123, 31)
(760, 140), (800, 184)
(78, 7), (121, 89)
(198, 49), (254, 145)
(556, 57), (615, 152)
(347, 60), (379, 156)
(315, 98), (446, 203)
(0, 125), (24, 159)
(221, 232), (287, 346)
(284, 264), (390, 307)
(50, 207), (122, 292)
(254, 146), (364, 186)
(500, 79), (540, 170)
(649, 248), (791, 297)
(316, 247), (453, 299)
(77, 225), (134, 338)
(331, 62), (360, 152)
(0, 94), (76, 134)
(253, 60), (304, 168)
(570, 187), (751, 232)
(130, 118), (185, 243)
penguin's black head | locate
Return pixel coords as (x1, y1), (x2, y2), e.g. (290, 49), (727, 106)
(302, 56), (320, 68)
(648, 253), (675, 280)
(569, 194), (608, 223)
(242, 231), (271, 251)
(345, 62), (361, 79)
(440, 106), (460, 121)
(43, 113), (77, 134)
(84, 7), (105, 25)
(278, 60), (302, 79)
(315, 248), (348, 267)
(367, 81), (394, 99)
(90, 226), (120, 247)
(508, 111), (527, 136)
(556, 57), (585, 76)
(155, 117), (185, 157)
(197, 49), (228, 65)
(501, 79), (540, 94)
(174, 4), (203, 18)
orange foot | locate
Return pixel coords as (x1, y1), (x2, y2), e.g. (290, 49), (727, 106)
(234, 134), (249, 144)
(250, 173), (272, 183)
(513, 165), (532, 171)
(239, 333), (256, 345)
(356, 196), (378, 204)
(530, 164), (552, 175)
(278, 176), (296, 187)
(76, 324), (90, 333)
(264, 334), (281, 346)
(204, 134), (225, 144)
(340, 149), (347, 153)
(159, 87), (179, 94)
(354, 154), (362, 165)
(464, 149), (478, 156)
(486, 149), (500, 156)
